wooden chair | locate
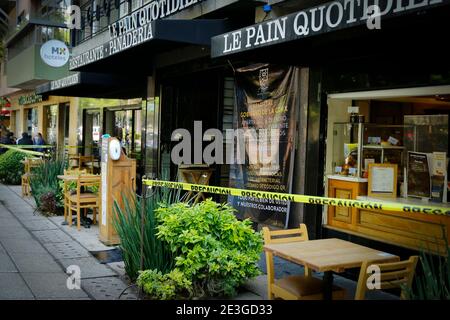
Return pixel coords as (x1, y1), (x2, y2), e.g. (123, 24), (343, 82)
(79, 155), (94, 173)
(263, 224), (346, 300)
(178, 167), (214, 204)
(62, 169), (87, 223)
(355, 256), (419, 300)
(68, 175), (100, 231)
(21, 158), (43, 196)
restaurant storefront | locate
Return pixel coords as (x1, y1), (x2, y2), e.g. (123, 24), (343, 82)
(210, 0), (450, 255)
(38, 0), (258, 192)
(5, 91), (78, 151)
(34, 0), (450, 256)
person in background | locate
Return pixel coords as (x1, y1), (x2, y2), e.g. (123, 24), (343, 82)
(0, 131), (14, 154)
(17, 132), (33, 145)
(33, 133), (46, 153)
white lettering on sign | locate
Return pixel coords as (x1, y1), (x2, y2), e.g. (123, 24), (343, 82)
(69, 45), (104, 69)
(215, 0), (446, 56)
(108, 0), (207, 40)
(50, 73), (80, 91)
(70, 0), (207, 70)
(109, 23), (153, 56)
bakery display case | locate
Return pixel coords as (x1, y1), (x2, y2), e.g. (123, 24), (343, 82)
(329, 122), (414, 191)
(326, 116), (450, 254)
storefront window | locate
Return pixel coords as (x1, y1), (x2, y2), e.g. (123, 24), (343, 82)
(26, 108), (38, 136)
(325, 90), (450, 252)
(113, 109), (141, 159)
(46, 105), (58, 145)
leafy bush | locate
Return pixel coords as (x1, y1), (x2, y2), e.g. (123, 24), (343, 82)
(405, 234), (450, 300)
(30, 159), (65, 213)
(136, 269), (192, 300)
(0, 150), (28, 184)
(113, 187), (178, 281)
(144, 199), (263, 298)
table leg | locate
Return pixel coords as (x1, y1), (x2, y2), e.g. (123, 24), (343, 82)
(323, 271), (334, 300)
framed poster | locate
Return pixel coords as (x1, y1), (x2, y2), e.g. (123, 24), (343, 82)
(368, 163), (398, 199)
(407, 151), (431, 199)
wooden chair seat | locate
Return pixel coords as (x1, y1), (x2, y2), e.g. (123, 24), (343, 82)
(274, 275), (324, 296)
(273, 275), (346, 299)
(69, 193), (98, 202)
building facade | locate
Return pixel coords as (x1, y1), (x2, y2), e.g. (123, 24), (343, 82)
(15, 0), (450, 262)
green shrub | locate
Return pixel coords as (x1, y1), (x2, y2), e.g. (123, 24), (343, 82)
(0, 150), (28, 184)
(113, 188), (178, 281)
(149, 199), (263, 298)
(136, 268), (192, 300)
(405, 234), (450, 300)
(30, 159), (65, 213)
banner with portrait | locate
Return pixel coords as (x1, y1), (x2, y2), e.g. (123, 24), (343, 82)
(228, 64), (298, 228)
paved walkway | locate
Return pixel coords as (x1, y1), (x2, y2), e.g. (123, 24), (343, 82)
(0, 184), (136, 300)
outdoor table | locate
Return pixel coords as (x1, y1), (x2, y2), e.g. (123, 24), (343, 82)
(264, 238), (399, 300)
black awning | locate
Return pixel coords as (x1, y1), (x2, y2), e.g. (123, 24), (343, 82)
(210, 0), (450, 60)
(69, 19), (231, 73)
(35, 72), (147, 99)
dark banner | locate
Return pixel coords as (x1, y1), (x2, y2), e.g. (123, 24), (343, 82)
(228, 64), (298, 228)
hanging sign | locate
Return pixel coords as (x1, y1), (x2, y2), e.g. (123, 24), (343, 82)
(228, 64), (298, 228)
(40, 40), (70, 67)
(18, 93), (45, 105)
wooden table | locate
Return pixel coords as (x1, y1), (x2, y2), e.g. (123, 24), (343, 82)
(264, 238), (399, 299)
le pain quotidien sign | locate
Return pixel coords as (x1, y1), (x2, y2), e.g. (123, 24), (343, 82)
(50, 73), (80, 91)
(211, 0), (448, 58)
(69, 0), (207, 70)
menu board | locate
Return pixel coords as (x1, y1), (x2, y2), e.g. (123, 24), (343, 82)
(407, 152), (431, 198)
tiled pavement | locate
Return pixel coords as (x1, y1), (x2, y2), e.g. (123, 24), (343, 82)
(0, 184), (136, 300)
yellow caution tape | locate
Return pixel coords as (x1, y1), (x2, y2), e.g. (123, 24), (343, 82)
(143, 179), (450, 216)
(1, 145), (54, 149)
(64, 145), (98, 149)
(0, 144), (48, 157)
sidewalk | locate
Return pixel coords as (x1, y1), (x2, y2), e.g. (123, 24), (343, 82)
(0, 183), (136, 300)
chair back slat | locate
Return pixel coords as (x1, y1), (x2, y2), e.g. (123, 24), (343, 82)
(263, 224), (309, 244)
(380, 269), (410, 282)
(64, 168), (87, 175)
(355, 256), (419, 300)
(378, 260), (414, 272)
(270, 236), (309, 244)
(380, 279), (409, 290)
(77, 176), (100, 189)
